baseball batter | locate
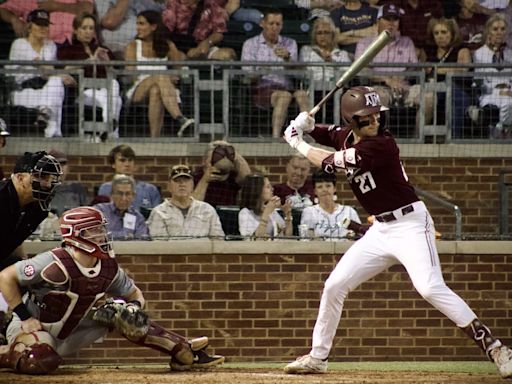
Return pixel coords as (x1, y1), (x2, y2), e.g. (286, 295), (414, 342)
(0, 207), (224, 374)
(282, 86), (512, 379)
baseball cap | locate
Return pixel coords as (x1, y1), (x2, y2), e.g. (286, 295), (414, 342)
(0, 118), (9, 137)
(48, 149), (67, 163)
(211, 144), (235, 165)
(27, 9), (51, 26)
(377, 4), (404, 20)
(13, 151), (47, 174)
(170, 165), (193, 180)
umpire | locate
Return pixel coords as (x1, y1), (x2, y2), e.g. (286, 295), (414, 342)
(0, 151), (62, 271)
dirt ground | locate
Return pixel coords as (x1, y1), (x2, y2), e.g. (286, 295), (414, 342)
(0, 367), (505, 384)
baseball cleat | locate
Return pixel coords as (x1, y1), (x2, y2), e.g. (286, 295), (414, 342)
(491, 345), (512, 379)
(170, 349), (225, 371)
(284, 354), (327, 374)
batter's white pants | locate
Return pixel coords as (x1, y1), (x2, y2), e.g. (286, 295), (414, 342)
(310, 201), (477, 360)
(11, 76), (65, 137)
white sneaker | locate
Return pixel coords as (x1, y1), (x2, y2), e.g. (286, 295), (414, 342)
(491, 345), (512, 379)
(284, 354), (327, 374)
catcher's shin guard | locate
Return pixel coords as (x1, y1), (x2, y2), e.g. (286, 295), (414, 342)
(0, 342), (63, 374)
(129, 321), (196, 365)
(461, 318), (502, 359)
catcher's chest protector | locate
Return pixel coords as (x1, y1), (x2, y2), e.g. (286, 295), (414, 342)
(38, 248), (118, 339)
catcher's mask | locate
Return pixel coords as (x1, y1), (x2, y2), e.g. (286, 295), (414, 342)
(60, 207), (114, 259)
(341, 86), (389, 130)
(30, 152), (63, 211)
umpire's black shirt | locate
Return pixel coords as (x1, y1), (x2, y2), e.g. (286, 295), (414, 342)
(0, 178), (47, 270)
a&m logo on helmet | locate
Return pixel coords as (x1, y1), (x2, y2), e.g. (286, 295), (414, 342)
(364, 91), (381, 108)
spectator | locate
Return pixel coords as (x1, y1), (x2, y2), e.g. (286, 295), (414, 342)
(147, 164), (225, 240)
(299, 16), (352, 82)
(422, 18), (472, 138)
(294, 0), (345, 21)
(238, 173), (293, 239)
(0, 206), (224, 375)
(98, 144), (162, 213)
(473, 12), (512, 138)
(331, 0), (378, 57)
(355, 4), (417, 108)
(218, 0), (263, 24)
(125, 10), (194, 138)
(505, 2), (512, 44)
(0, 0), (93, 45)
(58, 12), (122, 141)
(193, 140), (251, 207)
(241, 8), (311, 138)
(47, 149), (89, 216)
(381, 0), (444, 52)
(455, 0), (489, 50)
(273, 154), (315, 209)
(162, 0), (236, 61)
(94, 174), (149, 240)
(6, 9), (75, 138)
(96, 0), (165, 59)
(300, 170), (361, 240)
(0, 118), (10, 180)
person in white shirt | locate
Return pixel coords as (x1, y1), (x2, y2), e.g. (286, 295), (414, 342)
(238, 174), (293, 239)
(147, 164), (224, 240)
(300, 170), (361, 240)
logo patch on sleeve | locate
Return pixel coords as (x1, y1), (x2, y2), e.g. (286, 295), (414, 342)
(23, 264), (35, 278)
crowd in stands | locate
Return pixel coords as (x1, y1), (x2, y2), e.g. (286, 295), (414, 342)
(0, 0), (510, 140)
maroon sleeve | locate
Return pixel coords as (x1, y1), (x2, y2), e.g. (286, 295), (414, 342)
(308, 124), (349, 151)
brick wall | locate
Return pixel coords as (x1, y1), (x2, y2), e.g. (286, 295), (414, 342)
(61, 249), (511, 365)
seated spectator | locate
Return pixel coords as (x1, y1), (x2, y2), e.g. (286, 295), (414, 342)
(355, 4), (417, 108)
(147, 164), (225, 240)
(505, 1), (512, 44)
(193, 140), (251, 207)
(422, 18), (472, 138)
(473, 12), (512, 138)
(98, 145), (162, 213)
(124, 10), (194, 138)
(220, 0), (263, 24)
(94, 174), (149, 240)
(299, 16), (351, 83)
(273, 154), (315, 209)
(0, 0), (93, 45)
(239, 174), (293, 239)
(241, 8), (311, 138)
(294, 0), (345, 20)
(58, 12), (122, 140)
(381, 0), (444, 52)
(300, 170), (361, 240)
(6, 9), (75, 138)
(96, 0), (165, 59)
(0, 118), (10, 180)
(47, 149), (89, 216)
(455, 0), (489, 50)
(331, 0), (378, 58)
(162, 0), (236, 61)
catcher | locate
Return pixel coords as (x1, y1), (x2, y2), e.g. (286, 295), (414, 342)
(0, 206), (224, 374)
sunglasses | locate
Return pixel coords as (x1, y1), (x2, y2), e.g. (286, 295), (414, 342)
(170, 166), (192, 178)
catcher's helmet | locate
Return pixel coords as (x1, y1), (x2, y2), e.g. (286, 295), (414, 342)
(31, 152), (63, 211)
(60, 207), (114, 259)
(341, 86), (389, 127)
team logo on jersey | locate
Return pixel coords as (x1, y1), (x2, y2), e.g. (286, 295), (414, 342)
(24, 264), (35, 278)
(364, 92), (380, 107)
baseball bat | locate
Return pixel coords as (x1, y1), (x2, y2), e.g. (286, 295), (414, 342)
(309, 30), (392, 116)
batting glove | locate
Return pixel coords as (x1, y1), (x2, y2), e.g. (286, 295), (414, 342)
(292, 111), (315, 133)
(284, 124), (303, 149)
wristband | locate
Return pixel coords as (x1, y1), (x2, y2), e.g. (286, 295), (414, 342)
(296, 141), (312, 157)
(13, 302), (31, 321)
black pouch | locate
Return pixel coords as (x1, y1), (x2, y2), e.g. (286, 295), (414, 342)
(20, 76), (48, 90)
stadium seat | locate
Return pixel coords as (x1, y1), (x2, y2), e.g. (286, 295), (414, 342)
(216, 205), (241, 238)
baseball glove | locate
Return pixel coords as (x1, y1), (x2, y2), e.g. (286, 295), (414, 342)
(93, 298), (150, 340)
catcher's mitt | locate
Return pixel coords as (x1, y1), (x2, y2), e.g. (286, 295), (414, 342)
(93, 298), (150, 340)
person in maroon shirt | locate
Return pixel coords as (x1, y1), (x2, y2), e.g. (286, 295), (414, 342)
(273, 154), (315, 209)
(282, 86), (512, 379)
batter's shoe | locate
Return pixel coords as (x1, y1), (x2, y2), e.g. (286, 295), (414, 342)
(490, 345), (512, 379)
(284, 354), (327, 374)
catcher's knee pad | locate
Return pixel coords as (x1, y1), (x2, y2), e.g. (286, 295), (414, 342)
(0, 342), (63, 374)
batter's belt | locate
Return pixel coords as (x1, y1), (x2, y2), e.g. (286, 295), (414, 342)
(374, 201), (423, 223)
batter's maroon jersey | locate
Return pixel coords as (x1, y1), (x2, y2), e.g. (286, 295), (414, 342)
(309, 124), (419, 215)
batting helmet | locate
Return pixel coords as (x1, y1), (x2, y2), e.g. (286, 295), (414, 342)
(341, 86), (389, 127)
(60, 207), (114, 260)
(31, 152), (63, 211)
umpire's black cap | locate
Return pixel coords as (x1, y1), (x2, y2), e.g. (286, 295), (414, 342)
(13, 151), (47, 174)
